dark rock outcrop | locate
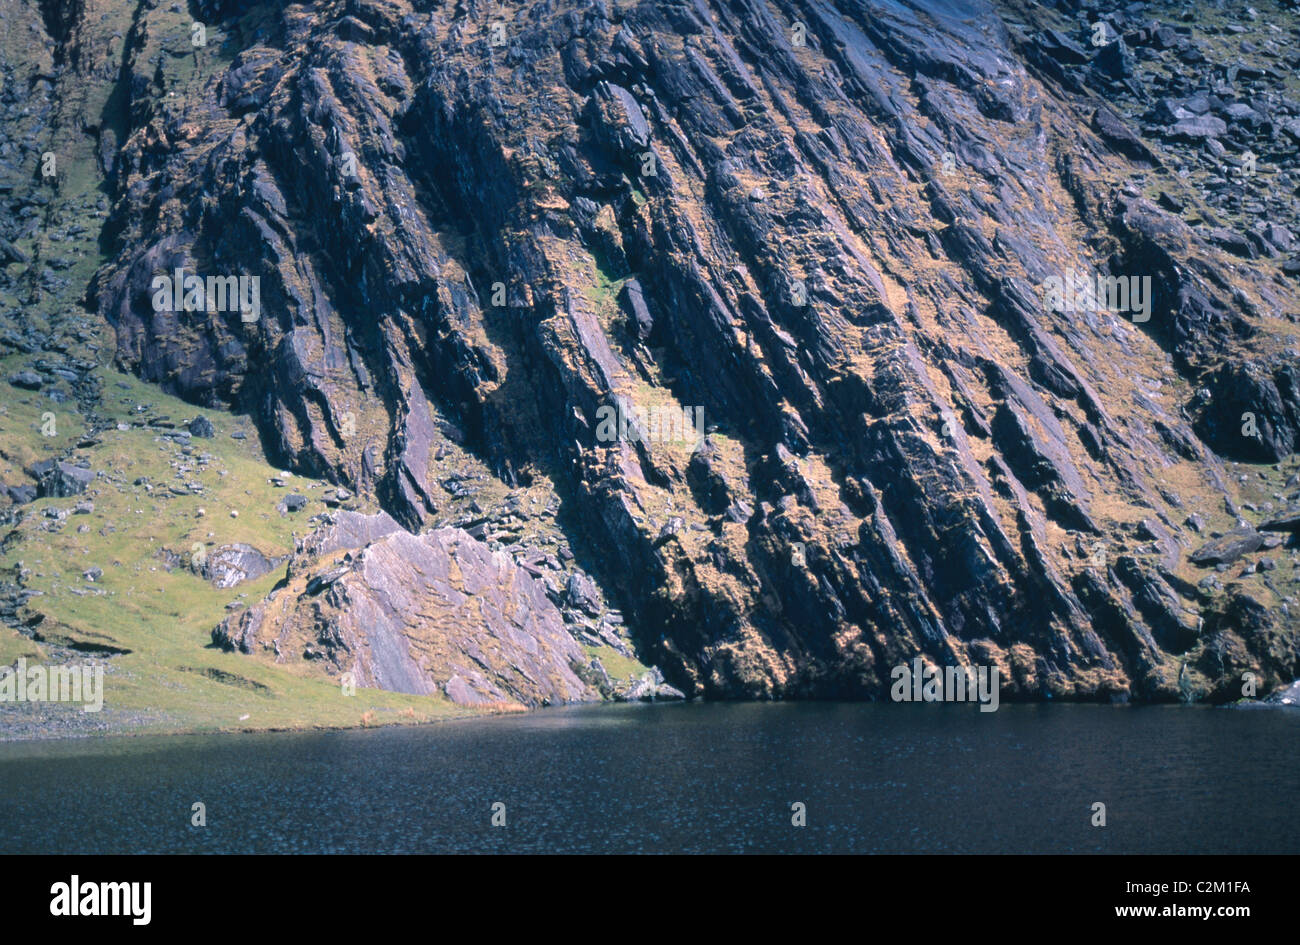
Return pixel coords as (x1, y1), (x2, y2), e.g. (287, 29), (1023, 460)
(1260, 508), (1300, 533)
(28, 460), (95, 498)
(1190, 529), (1265, 567)
(73, 0), (1300, 704)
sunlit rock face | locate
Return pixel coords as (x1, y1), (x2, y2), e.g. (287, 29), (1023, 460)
(97, 0), (1300, 702)
(214, 520), (600, 707)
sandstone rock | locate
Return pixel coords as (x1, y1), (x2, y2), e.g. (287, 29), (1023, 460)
(81, 0), (1300, 705)
(214, 528), (599, 708)
(300, 510), (405, 556)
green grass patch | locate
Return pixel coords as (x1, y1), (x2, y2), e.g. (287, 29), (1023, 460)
(1, 369), (475, 737)
(583, 643), (648, 683)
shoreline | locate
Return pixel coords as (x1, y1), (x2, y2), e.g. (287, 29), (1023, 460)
(5, 693), (1297, 747)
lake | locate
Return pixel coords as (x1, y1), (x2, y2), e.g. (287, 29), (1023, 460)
(0, 702), (1296, 854)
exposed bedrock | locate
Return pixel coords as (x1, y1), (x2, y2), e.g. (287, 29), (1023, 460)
(96, 0), (1300, 702)
(213, 512), (600, 707)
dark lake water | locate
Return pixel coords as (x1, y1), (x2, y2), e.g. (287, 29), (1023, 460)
(0, 702), (1296, 854)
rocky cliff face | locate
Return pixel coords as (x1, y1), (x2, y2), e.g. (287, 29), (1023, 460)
(212, 511), (602, 706)
(42, 0), (1300, 702)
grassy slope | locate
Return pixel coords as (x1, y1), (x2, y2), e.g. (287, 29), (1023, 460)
(0, 0), (480, 738)
(1, 367), (476, 737)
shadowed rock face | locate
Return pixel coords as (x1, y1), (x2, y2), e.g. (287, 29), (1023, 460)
(95, 0), (1300, 702)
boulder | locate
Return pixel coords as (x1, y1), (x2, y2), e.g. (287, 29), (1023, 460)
(1092, 107), (1158, 164)
(8, 371), (43, 390)
(1092, 37), (1135, 79)
(1190, 529), (1264, 566)
(28, 460), (95, 497)
(5, 484), (36, 504)
(618, 278), (654, 339)
(1258, 507), (1300, 533)
(1168, 115), (1228, 140)
(565, 571), (602, 616)
(202, 543), (282, 589)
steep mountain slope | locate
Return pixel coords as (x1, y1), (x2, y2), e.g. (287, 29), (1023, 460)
(6, 0), (1300, 716)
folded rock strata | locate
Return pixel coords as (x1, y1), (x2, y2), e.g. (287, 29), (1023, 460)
(84, 0), (1300, 703)
(214, 513), (599, 706)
